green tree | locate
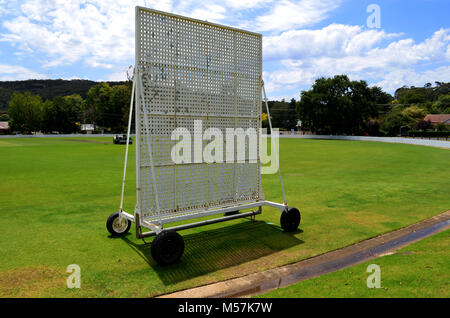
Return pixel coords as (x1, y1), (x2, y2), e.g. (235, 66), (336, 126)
(364, 120), (380, 136)
(432, 94), (450, 114)
(62, 94), (82, 132)
(297, 75), (378, 134)
(8, 92), (43, 134)
(434, 122), (449, 132)
(394, 82), (450, 104)
(380, 112), (410, 136)
(0, 87), (13, 111)
(64, 94), (83, 116)
(287, 98), (299, 129)
(83, 83), (131, 132)
(42, 100), (56, 133)
(267, 99), (298, 130)
(42, 95), (82, 133)
(83, 83), (113, 127)
(432, 82), (450, 100)
(416, 119), (432, 131)
(369, 86), (393, 104)
(401, 105), (427, 122)
(110, 84), (132, 132)
(398, 91), (427, 104)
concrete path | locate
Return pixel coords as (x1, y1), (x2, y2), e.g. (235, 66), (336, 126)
(160, 210), (450, 298)
(280, 134), (450, 149)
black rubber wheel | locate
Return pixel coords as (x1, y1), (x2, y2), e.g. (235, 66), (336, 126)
(151, 231), (185, 266)
(280, 207), (301, 232)
(106, 212), (131, 237)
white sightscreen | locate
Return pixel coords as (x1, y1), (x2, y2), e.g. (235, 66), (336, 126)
(135, 7), (262, 220)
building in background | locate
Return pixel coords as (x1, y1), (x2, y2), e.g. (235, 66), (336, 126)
(81, 124), (95, 134)
(423, 114), (450, 126)
(0, 121), (10, 134)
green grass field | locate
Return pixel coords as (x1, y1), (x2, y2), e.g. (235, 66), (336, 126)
(0, 137), (448, 297)
(256, 229), (450, 298)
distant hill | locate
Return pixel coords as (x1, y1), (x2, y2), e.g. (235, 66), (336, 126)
(0, 79), (127, 111)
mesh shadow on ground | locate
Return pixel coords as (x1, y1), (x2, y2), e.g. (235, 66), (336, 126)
(121, 220), (304, 285)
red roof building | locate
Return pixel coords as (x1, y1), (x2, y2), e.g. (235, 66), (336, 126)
(423, 114), (450, 125)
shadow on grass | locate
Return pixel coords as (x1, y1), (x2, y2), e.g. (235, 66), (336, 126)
(121, 220), (304, 285)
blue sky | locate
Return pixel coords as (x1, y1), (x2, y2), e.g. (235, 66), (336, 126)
(0, 0), (449, 99)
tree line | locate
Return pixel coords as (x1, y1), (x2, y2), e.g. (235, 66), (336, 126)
(264, 76), (449, 136)
(3, 76), (449, 136)
(6, 82), (132, 134)
(380, 82), (450, 135)
(0, 79), (126, 111)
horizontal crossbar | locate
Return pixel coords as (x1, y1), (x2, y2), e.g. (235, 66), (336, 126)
(137, 209), (262, 238)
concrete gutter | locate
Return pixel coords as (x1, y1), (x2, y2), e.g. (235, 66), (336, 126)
(160, 210), (450, 298)
(279, 135), (450, 149)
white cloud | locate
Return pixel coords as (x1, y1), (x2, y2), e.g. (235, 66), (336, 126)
(0, 0), (17, 17)
(1, 0), (449, 97)
(263, 24), (401, 60)
(374, 66), (450, 94)
(189, 4), (226, 22)
(0, 0), (345, 73)
(263, 28), (450, 94)
(0, 0), (237, 71)
(223, 0), (269, 9)
(1, 1), (145, 68)
(87, 61), (114, 69)
(256, 0), (341, 32)
(106, 70), (129, 81)
(0, 64), (46, 80)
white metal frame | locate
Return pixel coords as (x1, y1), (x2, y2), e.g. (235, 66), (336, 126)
(118, 6), (288, 237)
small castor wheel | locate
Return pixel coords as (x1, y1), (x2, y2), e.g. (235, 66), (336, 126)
(106, 212), (131, 237)
(280, 207), (301, 232)
(151, 230), (185, 266)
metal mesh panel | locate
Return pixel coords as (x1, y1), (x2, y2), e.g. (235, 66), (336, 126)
(135, 7), (262, 220)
